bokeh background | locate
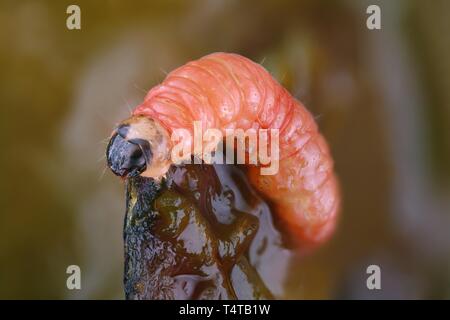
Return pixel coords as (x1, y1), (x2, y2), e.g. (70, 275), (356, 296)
(1, 0), (449, 299)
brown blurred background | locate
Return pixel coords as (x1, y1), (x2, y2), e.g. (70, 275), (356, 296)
(0, 0), (449, 299)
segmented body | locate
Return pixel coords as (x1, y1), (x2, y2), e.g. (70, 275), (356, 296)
(133, 53), (340, 247)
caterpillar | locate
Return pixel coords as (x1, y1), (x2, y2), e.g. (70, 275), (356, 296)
(107, 52), (340, 249)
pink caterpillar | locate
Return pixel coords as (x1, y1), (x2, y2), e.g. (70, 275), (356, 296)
(109, 53), (340, 249)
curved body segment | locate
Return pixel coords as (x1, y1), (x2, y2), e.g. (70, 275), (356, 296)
(130, 53), (340, 248)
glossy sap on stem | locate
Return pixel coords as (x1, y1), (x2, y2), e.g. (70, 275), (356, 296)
(122, 164), (283, 299)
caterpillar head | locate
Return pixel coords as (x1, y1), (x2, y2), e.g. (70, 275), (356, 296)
(106, 115), (172, 180)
